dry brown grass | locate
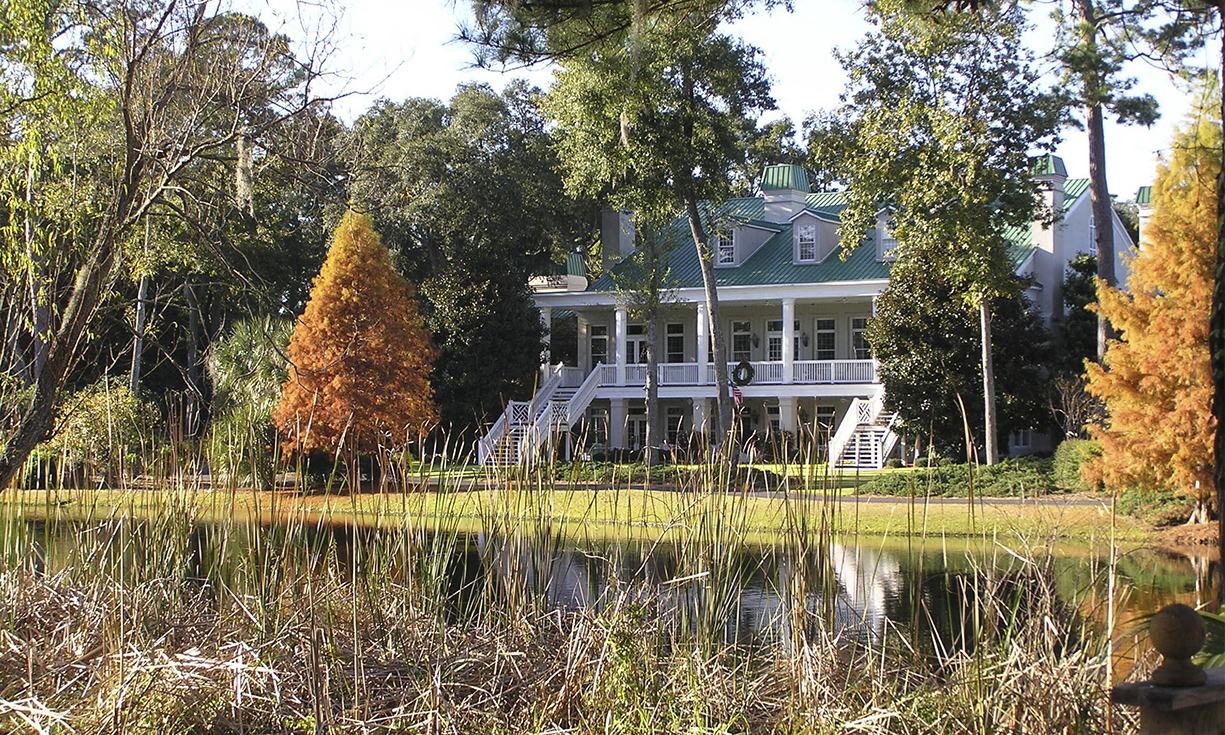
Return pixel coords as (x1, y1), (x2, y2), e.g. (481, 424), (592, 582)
(0, 561), (1134, 735)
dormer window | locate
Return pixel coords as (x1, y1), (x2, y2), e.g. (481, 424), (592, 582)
(879, 218), (898, 261)
(798, 224), (817, 262)
(715, 230), (735, 265)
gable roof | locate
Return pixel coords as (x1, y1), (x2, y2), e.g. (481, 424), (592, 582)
(587, 180), (1094, 293)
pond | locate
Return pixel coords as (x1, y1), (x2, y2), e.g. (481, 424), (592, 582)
(7, 512), (1211, 664)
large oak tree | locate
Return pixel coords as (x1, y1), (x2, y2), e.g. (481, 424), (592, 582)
(0, 0), (332, 488)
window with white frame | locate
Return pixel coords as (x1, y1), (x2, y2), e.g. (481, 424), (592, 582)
(732, 320), (752, 362)
(880, 219), (898, 260)
(814, 318), (835, 361)
(1088, 216), (1097, 256)
(797, 224), (817, 262)
(815, 405), (836, 449)
(627, 407), (647, 451)
(666, 406), (684, 443)
(627, 323), (647, 363)
(767, 320), (800, 362)
(816, 405), (837, 431)
(666, 322), (685, 363)
(590, 325), (608, 371)
(767, 404), (780, 433)
(851, 317), (871, 360)
(715, 230), (735, 265)
(587, 408), (608, 447)
(767, 320), (783, 362)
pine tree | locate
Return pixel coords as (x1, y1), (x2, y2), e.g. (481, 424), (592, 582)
(274, 211), (437, 455)
(1085, 104), (1220, 519)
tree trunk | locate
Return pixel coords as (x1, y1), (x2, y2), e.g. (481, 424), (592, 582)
(979, 295), (998, 465)
(1075, 0), (1117, 362)
(25, 150), (48, 384)
(130, 215), (153, 395)
(185, 280), (205, 439)
(1087, 103), (1116, 358)
(1213, 11), (1225, 611)
(644, 308), (660, 468)
(129, 273), (151, 394)
(0, 213), (130, 488)
(683, 196), (732, 450)
(236, 127), (254, 219)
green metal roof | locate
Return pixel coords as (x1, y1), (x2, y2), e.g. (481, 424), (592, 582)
(1063, 178), (1089, 209)
(565, 252), (587, 278)
(760, 164), (811, 192)
(1136, 185), (1153, 206)
(588, 181), (1091, 293)
(1031, 154), (1068, 178)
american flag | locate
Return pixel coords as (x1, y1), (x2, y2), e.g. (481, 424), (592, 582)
(731, 384), (743, 407)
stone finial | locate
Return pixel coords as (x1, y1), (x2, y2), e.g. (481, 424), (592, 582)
(1150, 603), (1208, 687)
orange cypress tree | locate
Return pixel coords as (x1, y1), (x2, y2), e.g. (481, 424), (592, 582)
(1085, 105), (1219, 519)
(274, 211), (437, 454)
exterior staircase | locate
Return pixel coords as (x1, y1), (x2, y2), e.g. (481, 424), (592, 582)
(828, 387), (900, 470)
(477, 365), (602, 466)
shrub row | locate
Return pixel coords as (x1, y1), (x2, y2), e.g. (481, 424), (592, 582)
(857, 457), (1060, 498)
(857, 440), (1104, 499)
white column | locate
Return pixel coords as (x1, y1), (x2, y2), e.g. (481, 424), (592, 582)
(692, 397), (709, 437)
(615, 305), (628, 386)
(577, 315), (589, 372)
(782, 298), (795, 383)
(696, 302), (709, 384)
(541, 306), (552, 366)
(779, 396), (798, 434)
(609, 398), (627, 449)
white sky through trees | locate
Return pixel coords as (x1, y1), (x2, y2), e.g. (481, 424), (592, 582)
(256, 0), (1202, 202)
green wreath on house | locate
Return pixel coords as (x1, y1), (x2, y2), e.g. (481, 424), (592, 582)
(732, 360), (755, 386)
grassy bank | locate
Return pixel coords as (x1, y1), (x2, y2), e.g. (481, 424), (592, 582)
(0, 482), (1150, 544)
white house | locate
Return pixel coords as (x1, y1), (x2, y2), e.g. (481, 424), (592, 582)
(478, 158), (1136, 467)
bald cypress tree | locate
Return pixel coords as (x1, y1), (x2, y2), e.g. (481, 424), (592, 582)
(274, 211), (437, 455)
(1086, 101), (1219, 521)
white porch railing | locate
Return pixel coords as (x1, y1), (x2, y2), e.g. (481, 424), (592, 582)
(659, 363), (700, 385)
(594, 359), (878, 387)
(794, 360), (877, 384)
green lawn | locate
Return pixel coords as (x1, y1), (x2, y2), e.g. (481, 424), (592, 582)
(0, 482), (1151, 546)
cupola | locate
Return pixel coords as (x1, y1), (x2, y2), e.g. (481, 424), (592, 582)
(762, 164), (811, 223)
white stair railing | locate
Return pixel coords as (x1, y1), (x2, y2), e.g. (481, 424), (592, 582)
(477, 411), (510, 465)
(828, 397), (865, 467)
(564, 365), (604, 427)
(518, 365), (607, 464)
(477, 367), (565, 465)
(880, 413), (901, 462)
(829, 386), (902, 468)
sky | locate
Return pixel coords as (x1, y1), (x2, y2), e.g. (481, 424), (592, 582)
(257, 0), (1206, 202)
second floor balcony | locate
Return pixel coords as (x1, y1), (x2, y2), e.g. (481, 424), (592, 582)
(590, 358), (879, 387)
